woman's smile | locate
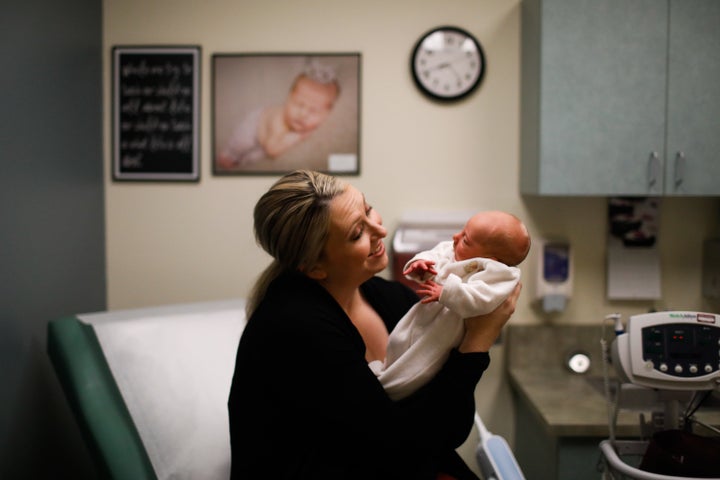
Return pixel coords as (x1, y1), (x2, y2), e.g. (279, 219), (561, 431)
(369, 242), (385, 257)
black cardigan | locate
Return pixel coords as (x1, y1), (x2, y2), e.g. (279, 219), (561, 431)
(228, 272), (488, 479)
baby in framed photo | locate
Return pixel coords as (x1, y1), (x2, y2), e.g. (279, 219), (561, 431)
(213, 55), (359, 175)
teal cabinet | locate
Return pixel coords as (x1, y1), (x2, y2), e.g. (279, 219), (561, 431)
(520, 0), (720, 196)
(665, 0), (720, 195)
(514, 394), (604, 480)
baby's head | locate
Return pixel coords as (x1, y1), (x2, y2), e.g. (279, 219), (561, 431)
(283, 73), (339, 134)
(452, 211), (531, 266)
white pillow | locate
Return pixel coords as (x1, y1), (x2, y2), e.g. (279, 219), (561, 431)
(80, 300), (247, 480)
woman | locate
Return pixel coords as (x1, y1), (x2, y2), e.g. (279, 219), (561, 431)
(228, 170), (520, 479)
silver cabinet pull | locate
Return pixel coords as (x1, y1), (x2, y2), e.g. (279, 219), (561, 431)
(647, 151), (660, 189)
(674, 151), (685, 190)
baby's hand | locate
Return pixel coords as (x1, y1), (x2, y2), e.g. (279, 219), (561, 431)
(262, 131), (304, 158)
(416, 279), (443, 304)
(403, 259), (437, 278)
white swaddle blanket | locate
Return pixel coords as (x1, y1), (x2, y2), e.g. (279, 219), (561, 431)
(80, 300), (247, 480)
(371, 248), (520, 400)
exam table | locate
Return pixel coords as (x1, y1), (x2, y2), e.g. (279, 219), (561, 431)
(48, 299), (518, 479)
(47, 300), (247, 480)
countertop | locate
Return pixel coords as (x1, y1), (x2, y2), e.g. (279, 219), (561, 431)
(506, 325), (720, 438)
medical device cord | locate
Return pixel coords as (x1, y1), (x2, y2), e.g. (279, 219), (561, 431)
(683, 390), (712, 419)
(683, 390), (720, 436)
(600, 313), (622, 447)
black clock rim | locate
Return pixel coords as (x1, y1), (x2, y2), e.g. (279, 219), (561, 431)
(410, 25), (486, 102)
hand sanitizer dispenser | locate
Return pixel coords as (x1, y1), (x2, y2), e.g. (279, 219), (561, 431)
(536, 240), (572, 312)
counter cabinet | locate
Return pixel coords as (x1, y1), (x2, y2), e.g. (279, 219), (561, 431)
(506, 325), (720, 479)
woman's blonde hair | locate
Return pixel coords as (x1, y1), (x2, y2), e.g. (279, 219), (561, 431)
(247, 170), (347, 316)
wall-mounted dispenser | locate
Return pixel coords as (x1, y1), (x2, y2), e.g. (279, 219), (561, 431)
(536, 240), (572, 312)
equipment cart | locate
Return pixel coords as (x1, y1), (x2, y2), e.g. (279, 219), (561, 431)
(597, 312), (720, 480)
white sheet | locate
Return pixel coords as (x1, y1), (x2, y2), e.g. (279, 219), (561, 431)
(80, 300), (247, 480)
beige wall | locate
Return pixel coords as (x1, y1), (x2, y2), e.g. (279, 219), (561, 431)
(104, 0), (719, 317)
(104, 0), (720, 450)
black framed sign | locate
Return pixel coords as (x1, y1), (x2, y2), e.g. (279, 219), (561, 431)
(212, 53), (360, 176)
(112, 46), (201, 181)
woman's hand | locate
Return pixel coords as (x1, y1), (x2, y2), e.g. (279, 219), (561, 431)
(458, 282), (521, 353)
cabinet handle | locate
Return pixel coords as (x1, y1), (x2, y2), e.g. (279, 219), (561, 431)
(647, 151), (660, 189)
(674, 151), (685, 190)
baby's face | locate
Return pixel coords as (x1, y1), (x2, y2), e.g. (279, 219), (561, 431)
(283, 77), (338, 133)
(452, 218), (488, 261)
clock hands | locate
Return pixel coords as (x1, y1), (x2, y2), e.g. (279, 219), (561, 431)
(442, 63), (462, 83)
(420, 51), (474, 73)
(420, 55), (471, 88)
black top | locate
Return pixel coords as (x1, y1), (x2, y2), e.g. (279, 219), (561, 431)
(228, 272), (488, 479)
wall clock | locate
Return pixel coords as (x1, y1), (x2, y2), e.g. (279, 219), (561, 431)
(411, 26), (486, 102)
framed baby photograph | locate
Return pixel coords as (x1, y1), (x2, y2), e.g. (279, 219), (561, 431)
(112, 45), (201, 181)
(212, 53), (361, 176)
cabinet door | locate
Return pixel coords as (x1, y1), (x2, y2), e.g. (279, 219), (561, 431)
(523, 0), (668, 195)
(541, 0), (667, 195)
(665, 0), (720, 195)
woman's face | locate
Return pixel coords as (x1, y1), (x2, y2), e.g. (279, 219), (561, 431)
(313, 185), (388, 286)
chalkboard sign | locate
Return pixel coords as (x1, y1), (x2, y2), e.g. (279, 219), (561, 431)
(113, 46), (200, 181)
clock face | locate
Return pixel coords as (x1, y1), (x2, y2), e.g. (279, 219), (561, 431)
(411, 26), (485, 101)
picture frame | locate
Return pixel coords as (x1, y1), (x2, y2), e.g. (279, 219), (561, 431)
(212, 53), (360, 176)
(112, 46), (201, 181)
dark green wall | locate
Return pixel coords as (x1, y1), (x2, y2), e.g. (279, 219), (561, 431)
(0, 0), (105, 477)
